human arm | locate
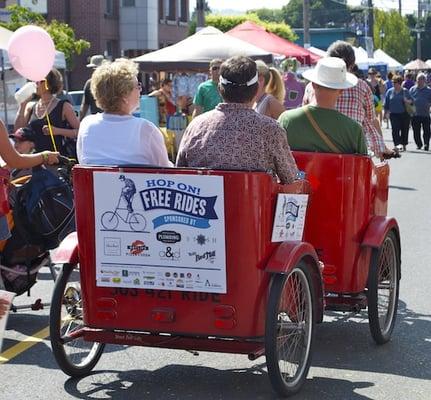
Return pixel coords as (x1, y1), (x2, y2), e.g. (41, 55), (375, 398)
(0, 120), (59, 168)
(268, 97), (286, 120)
(0, 297), (9, 318)
(191, 104), (203, 119)
(302, 82), (313, 106)
(271, 124), (298, 184)
(79, 81), (91, 121)
(14, 101), (33, 131)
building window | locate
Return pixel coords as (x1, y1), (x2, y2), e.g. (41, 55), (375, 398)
(106, 0), (114, 15)
(180, 0), (187, 22)
(159, 0), (163, 19)
(122, 0), (135, 5)
(169, 0), (175, 20)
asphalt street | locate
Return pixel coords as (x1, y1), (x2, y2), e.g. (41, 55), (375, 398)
(0, 127), (430, 400)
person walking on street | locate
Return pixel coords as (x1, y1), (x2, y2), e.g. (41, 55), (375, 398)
(80, 55), (105, 120)
(192, 59), (223, 118)
(409, 73), (431, 151)
(384, 74), (413, 152)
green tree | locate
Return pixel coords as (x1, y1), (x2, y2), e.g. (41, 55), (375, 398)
(373, 9), (412, 64)
(0, 5), (89, 69)
(189, 13), (297, 42)
(281, 0), (352, 28)
(246, 8), (284, 23)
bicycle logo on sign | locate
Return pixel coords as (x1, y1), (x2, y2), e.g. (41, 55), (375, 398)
(100, 175), (147, 232)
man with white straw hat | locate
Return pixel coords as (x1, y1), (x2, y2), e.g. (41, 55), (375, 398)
(278, 57), (367, 155)
(79, 54), (105, 120)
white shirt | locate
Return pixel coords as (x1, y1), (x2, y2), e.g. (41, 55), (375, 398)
(77, 113), (172, 167)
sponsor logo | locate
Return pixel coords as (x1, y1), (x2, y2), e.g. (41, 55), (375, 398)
(104, 237), (121, 256)
(127, 240), (149, 256)
(100, 269), (121, 276)
(122, 270), (129, 277)
(159, 246), (181, 261)
(188, 250), (216, 263)
(176, 279), (184, 288)
(101, 277), (110, 282)
(186, 272), (192, 279)
(133, 278), (140, 285)
(194, 234), (209, 246)
(156, 230), (181, 244)
(144, 280), (155, 286)
(112, 277), (121, 283)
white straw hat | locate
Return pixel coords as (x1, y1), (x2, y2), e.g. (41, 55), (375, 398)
(86, 54), (105, 68)
(302, 57), (358, 90)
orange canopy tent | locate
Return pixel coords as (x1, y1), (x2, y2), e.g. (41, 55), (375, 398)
(226, 21), (320, 66)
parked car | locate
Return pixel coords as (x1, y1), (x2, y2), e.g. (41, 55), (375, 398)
(68, 90), (85, 117)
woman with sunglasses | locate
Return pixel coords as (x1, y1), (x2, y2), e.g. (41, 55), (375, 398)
(14, 68), (80, 155)
(77, 58), (171, 167)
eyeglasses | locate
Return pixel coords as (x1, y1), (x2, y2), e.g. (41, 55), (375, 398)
(211, 66), (220, 71)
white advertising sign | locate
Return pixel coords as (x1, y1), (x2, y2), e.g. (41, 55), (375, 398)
(93, 172), (226, 293)
(271, 194), (308, 242)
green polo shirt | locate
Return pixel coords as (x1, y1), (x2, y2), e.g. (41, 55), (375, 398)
(278, 106), (368, 155)
(193, 80), (222, 113)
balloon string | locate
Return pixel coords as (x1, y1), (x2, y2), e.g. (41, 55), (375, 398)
(45, 112), (57, 152)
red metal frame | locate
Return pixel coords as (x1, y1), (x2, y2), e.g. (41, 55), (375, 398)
(73, 166), (321, 344)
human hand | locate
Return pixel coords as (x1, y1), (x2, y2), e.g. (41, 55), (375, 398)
(40, 151), (60, 165)
(0, 298), (10, 318)
(42, 125), (56, 136)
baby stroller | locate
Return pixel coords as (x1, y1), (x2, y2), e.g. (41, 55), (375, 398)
(0, 158), (75, 311)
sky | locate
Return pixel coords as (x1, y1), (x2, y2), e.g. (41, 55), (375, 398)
(200, 0), (420, 16)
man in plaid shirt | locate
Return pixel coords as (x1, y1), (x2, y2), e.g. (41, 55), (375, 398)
(303, 41), (395, 159)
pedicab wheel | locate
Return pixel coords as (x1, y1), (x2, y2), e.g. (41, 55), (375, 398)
(129, 212), (147, 232)
(265, 261), (315, 397)
(367, 230), (400, 345)
(50, 263), (105, 377)
(101, 211), (119, 231)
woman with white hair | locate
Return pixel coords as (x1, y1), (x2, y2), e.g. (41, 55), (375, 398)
(77, 58), (172, 166)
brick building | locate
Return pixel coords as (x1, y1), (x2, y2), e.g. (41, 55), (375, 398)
(0, 0), (189, 90)
(48, 0), (189, 90)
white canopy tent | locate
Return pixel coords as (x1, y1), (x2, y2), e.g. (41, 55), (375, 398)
(373, 49), (403, 72)
(133, 26), (273, 71)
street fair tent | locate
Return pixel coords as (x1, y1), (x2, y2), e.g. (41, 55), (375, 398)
(404, 59), (430, 70)
(373, 49), (403, 72)
(133, 26), (273, 71)
(226, 21), (320, 65)
(308, 46), (326, 57)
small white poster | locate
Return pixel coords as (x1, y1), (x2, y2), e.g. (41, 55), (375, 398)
(271, 194), (308, 242)
(93, 172), (226, 293)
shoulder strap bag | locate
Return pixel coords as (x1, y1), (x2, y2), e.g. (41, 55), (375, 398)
(303, 106), (341, 153)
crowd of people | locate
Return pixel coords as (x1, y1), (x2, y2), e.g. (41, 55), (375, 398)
(1, 40), (430, 321)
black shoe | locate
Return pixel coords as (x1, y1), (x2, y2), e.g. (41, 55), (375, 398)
(425, 145), (429, 151)
(417, 146), (422, 150)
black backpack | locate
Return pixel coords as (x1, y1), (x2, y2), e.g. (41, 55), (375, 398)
(15, 167), (75, 250)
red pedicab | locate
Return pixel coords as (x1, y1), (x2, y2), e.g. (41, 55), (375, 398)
(49, 152), (400, 397)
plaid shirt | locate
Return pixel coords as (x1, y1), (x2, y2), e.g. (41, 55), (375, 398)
(303, 79), (385, 155)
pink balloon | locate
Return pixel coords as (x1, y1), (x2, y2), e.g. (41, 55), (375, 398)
(7, 25), (55, 82)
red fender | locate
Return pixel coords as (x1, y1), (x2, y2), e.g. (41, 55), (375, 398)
(265, 241), (319, 274)
(265, 241), (324, 323)
(361, 216), (400, 249)
(51, 231), (79, 265)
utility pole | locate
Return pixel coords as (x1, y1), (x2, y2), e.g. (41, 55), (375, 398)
(196, 0), (205, 30)
(399, 0), (402, 15)
(303, 0), (310, 48)
(415, 0), (425, 59)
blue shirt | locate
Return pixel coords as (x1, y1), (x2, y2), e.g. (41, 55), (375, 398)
(409, 85), (431, 116)
(384, 88), (412, 114)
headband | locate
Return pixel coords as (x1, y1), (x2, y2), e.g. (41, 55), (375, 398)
(219, 72), (259, 87)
